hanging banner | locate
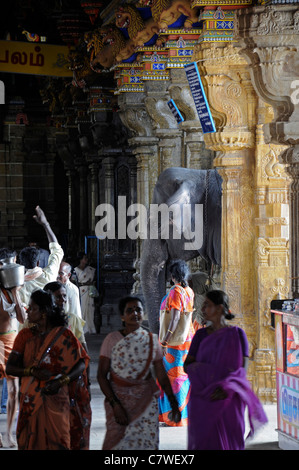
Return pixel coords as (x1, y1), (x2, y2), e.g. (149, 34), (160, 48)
(167, 99), (184, 124)
(184, 62), (216, 134)
(0, 40), (73, 77)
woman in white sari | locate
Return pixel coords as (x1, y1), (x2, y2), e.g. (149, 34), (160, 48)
(97, 295), (181, 450)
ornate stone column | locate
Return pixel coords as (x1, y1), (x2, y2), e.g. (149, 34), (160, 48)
(118, 92), (158, 204)
(117, 92), (159, 301)
(76, 161), (89, 240)
(101, 156), (115, 253)
(89, 162), (100, 232)
(193, 41), (266, 393)
(155, 129), (182, 172)
(128, 137), (158, 211)
(194, 42), (256, 312)
(253, 101), (290, 401)
(283, 146), (299, 296)
(236, 3), (299, 298)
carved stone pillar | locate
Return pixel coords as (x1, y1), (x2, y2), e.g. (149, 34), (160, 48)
(236, 3), (299, 299)
(128, 137), (158, 210)
(65, 168), (77, 232)
(193, 41), (267, 394)
(155, 129), (183, 172)
(89, 162), (100, 232)
(101, 157), (115, 253)
(253, 101), (290, 401)
(281, 145), (299, 296)
(194, 41), (256, 312)
(181, 121), (213, 169)
(118, 92), (158, 203)
(234, 5), (299, 402)
(76, 162), (89, 240)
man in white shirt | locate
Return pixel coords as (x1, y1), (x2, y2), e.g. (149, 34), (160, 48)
(57, 261), (82, 319)
(18, 206), (64, 310)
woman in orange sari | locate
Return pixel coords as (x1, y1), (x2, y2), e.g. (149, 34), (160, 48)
(159, 260), (194, 426)
(6, 289), (90, 450)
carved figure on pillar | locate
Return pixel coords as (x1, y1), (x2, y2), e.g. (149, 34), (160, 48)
(137, 0), (200, 31)
(115, 4), (160, 48)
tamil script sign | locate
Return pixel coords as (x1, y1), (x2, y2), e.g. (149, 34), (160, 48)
(167, 99), (184, 124)
(184, 62), (216, 134)
(0, 40), (72, 77)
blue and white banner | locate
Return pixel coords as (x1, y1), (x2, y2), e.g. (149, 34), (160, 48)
(167, 99), (184, 124)
(184, 62), (216, 134)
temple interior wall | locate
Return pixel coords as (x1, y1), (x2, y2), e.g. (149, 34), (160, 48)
(1, 1), (299, 402)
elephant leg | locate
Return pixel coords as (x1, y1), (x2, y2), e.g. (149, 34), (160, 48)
(140, 238), (168, 334)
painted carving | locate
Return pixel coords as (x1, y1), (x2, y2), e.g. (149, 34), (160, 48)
(138, 0), (200, 30)
(87, 25), (136, 70)
(68, 46), (95, 88)
(115, 4), (159, 47)
(262, 147), (287, 180)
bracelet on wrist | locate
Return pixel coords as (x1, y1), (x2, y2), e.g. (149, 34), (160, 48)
(59, 375), (70, 386)
(167, 329), (173, 334)
(23, 366), (33, 377)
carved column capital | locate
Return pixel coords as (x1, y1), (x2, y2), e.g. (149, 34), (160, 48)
(236, 4), (299, 145)
(118, 92), (154, 137)
(193, 42), (257, 159)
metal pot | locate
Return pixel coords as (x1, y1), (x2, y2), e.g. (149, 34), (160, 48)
(0, 257), (25, 288)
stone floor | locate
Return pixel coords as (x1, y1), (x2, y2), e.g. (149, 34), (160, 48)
(0, 332), (282, 452)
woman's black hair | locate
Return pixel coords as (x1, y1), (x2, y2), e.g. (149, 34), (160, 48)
(205, 289), (235, 320)
(118, 295), (144, 316)
(30, 289), (68, 327)
(169, 260), (189, 288)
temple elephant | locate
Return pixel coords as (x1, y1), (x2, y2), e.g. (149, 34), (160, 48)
(140, 167), (222, 334)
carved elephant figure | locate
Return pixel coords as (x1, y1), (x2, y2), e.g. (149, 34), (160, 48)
(140, 167), (222, 334)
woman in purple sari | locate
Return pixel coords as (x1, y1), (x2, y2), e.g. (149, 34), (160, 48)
(184, 290), (267, 450)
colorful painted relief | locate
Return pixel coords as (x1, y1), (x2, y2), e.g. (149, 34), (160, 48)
(64, 0), (254, 92)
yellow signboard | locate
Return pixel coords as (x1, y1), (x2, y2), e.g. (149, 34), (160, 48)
(0, 40), (73, 77)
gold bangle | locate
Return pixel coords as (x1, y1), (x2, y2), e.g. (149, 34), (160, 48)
(23, 366), (33, 376)
(59, 375), (70, 386)
(167, 329), (173, 334)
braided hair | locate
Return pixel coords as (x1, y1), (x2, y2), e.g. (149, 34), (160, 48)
(169, 260), (189, 288)
(205, 290), (235, 320)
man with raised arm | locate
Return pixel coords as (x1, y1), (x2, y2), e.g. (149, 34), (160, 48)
(18, 206), (64, 310)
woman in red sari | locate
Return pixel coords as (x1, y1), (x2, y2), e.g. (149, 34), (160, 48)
(6, 289), (90, 450)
